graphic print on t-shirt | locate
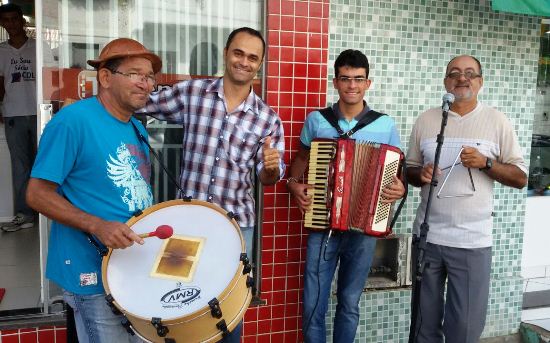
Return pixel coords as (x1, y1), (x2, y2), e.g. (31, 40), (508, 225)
(106, 143), (153, 212)
(9, 57), (35, 83)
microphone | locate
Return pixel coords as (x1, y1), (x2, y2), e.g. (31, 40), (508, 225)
(442, 93), (455, 112)
(139, 225), (174, 239)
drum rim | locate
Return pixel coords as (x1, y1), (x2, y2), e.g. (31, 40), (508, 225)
(101, 199), (247, 324)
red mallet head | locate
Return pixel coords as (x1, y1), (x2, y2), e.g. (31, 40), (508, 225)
(155, 225), (173, 239)
(139, 225), (174, 239)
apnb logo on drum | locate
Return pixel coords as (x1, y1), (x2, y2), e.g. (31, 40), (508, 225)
(161, 283), (201, 308)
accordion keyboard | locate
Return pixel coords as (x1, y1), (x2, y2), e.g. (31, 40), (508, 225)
(304, 140), (337, 230)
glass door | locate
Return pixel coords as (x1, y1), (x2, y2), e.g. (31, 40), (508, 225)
(0, 1), (44, 318)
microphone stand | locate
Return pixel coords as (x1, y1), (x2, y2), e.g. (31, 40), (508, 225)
(408, 101), (451, 343)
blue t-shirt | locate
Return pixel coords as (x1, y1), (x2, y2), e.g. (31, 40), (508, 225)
(31, 97), (153, 295)
(300, 103), (401, 147)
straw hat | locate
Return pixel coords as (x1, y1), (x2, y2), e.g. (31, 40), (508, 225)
(87, 38), (162, 73)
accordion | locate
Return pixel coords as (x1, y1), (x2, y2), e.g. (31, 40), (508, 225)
(305, 138), (404, 237)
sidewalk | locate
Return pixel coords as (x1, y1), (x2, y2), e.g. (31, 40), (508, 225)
(480, 334), (521, 343)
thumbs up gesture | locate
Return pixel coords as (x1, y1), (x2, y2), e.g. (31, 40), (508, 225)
(262, 136), (280, 175)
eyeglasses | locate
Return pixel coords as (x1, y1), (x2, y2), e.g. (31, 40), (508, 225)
(445, 71), (482, 80)
(111, 70), (156, 85)
(336, 76), (367, 84)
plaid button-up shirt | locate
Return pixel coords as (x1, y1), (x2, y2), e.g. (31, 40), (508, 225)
(144, 78), (285, 226)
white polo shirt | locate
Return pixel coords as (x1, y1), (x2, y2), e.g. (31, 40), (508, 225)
(407, 103), (526, 248)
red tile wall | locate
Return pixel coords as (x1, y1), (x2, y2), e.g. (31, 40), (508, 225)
(0, 327), (66, 343)
(243, 1), (330, 342)
(0, 1), (329, 342)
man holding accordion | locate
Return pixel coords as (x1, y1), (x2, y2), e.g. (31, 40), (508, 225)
(287, 49), (405, 343)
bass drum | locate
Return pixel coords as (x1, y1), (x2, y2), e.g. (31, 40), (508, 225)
(102, 200), (253, 342)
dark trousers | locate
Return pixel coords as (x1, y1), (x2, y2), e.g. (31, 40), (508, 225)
(411, 241), (492, 343)
(4, 115), (37, 216)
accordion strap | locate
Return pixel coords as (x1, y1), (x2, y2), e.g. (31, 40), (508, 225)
(318, 106), (387, 138)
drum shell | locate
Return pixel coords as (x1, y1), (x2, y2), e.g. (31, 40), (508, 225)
(126, 270), (251, 342)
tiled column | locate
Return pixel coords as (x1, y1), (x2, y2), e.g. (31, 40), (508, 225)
(242, 1), (330, 342)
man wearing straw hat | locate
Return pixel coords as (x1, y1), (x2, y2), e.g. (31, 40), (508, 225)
(27, 38), (161, 342)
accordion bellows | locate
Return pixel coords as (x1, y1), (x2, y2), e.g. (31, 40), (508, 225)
(305, 138), (403, 237)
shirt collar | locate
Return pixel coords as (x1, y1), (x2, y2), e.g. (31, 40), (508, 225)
(206, 77), (258, 113)
(332, 100), (371, 122)
(449, 101), (482, 118)
(7, 36), (30, 50)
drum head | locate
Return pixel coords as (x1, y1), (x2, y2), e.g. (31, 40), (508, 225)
(104, 201), (243, 321)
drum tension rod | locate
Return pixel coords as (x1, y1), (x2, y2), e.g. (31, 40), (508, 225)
(151, 317), (169, 337)
(120, 318), (135, 336)
(240, 253), (252, 274)
(226, 211), (241, 222)
(181, 196), (192, 202)
(247, 276), (255, 289)
(216, 319), (230, 337)
(208, 298), (223, 318)
(164, 339), (176, 343)
(104, 295), (122, 315)
(132, 209), (143, 217)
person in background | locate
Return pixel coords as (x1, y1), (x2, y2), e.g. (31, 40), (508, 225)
(0, 3), (52, 232)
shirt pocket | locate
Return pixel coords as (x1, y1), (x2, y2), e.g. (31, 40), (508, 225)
(473, 141), (498, 161)
(227, 126), (260, 167)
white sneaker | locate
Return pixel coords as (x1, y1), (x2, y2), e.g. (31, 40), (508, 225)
(1, 213), (35, 232)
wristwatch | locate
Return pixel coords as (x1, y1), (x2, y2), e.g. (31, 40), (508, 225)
(480, 158), (493, 171)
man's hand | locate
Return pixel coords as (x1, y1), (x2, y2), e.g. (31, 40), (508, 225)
(287, 181), (313, 213)
(262, 136), (280, 175)
(406, 163), (441, 188)
(89, 219), (144, 249)
(420, 163), (441, 185)
(381, 176), (406, 203)
(460, 146), (487, 169)
(460, 145), (527, 189)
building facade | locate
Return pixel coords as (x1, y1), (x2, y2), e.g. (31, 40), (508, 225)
(0, 0), (539, 342)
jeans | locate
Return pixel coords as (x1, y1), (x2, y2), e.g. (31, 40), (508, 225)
(302, 230), (376, 343)
(217, 319), (243, 343)
(4, 116), (36, 216)
(63, 291), (143, 343)
(215, 226), (253, 343)
(240, 226), (254, 262)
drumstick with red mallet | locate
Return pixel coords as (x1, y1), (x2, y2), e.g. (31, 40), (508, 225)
(138, 225), (174, 239)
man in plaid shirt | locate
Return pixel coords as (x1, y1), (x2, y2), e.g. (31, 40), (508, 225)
(142, 27), (284, 342)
